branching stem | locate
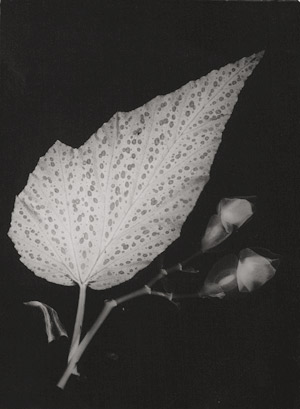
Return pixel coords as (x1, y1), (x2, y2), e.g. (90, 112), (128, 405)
(57, 298), (116, 389)
(57, 248), (205, 389)
(57, 285), (151, 389)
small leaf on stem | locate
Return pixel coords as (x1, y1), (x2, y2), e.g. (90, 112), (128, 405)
(24, 301), (68, 343)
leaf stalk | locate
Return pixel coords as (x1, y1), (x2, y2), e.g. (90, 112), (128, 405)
(68, 284), (87, 374)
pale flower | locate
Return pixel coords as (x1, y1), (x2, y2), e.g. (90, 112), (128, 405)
(219, 198), (254, 233)
(199, 248), (279, 298)
(201, 197), (255, 252)
(199, 254), (239, 298)
(237, 248), (279, 292)
(201, 214), (232, 252)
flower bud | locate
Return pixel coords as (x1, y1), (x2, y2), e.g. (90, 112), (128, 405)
(201, 214), (233, 252)
(199, 254), (238, 298)
(199, 248), (279, 299)
(218, 197), (254, 233)
(201, 197), (254, 252)
(237, 248), (279, 292)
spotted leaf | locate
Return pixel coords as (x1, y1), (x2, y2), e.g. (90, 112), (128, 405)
(8, 52), (264, 289)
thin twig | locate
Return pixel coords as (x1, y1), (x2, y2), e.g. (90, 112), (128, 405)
(172, 292), (201, 300)
(147, 268), (168, 287)
(178, 250), (203, 269)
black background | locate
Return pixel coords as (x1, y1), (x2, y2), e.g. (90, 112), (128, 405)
(1, 1), (300, 408)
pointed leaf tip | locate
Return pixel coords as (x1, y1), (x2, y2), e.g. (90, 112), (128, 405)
(255, 50), (265, 60)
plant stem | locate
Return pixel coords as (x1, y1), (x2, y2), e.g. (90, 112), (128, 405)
(179, 250), (203, 268)
(57, 299), (116, 389)
(146, 268), (168, 287)
(68, 284), (87, 366)
(57, 250), (204, 389)
(57, 285), (151, 389)
(151, 290), (173, 300)
(172, 292), (201, 299)
(115, 285), (152, 304)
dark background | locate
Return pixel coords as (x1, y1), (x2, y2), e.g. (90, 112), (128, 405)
(1, 1), (300, 408)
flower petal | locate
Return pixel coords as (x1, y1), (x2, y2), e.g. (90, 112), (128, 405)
(237, 248), (278, 292)
(199, 282), (226, 299)
(201, 214), (232, 252)
(200, 254), (239, 297)
(219, 198), (254, 232)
